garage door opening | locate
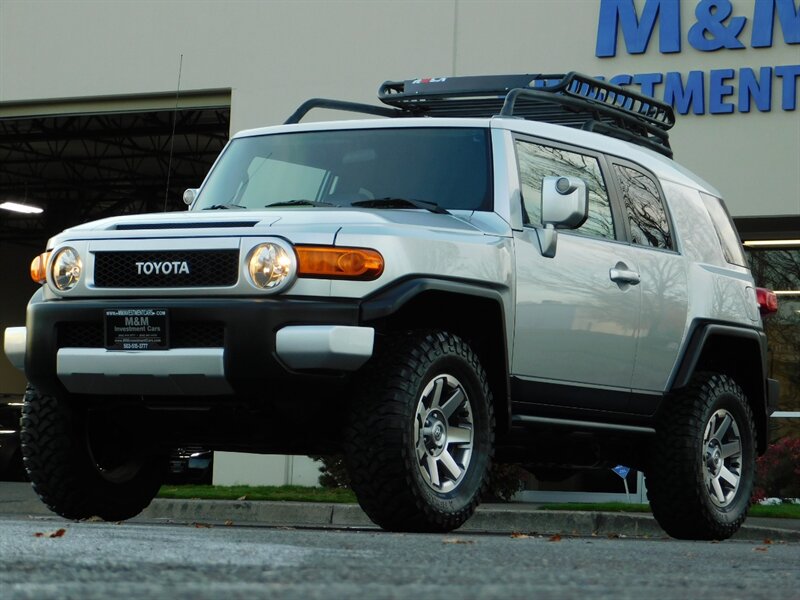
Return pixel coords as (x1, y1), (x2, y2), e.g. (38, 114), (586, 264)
(0, 92), (231, 246)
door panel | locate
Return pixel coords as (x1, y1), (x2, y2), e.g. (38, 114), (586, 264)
(512, 229), (642, 392)
(629, 248), (688, 391)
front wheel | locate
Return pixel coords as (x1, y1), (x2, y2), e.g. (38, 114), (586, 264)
(20, 385), (165, 521)
(646, 372), (756, 540)
(345, 331), (495, 532)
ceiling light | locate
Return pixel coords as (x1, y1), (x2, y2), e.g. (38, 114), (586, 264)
(0, 201), (43, 214)
(743, 239), (800, 247)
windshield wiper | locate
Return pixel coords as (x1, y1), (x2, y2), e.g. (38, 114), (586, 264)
(351, 197), (450, 215)
(202, 203), (247, 210)
(265, 199), (336, 208)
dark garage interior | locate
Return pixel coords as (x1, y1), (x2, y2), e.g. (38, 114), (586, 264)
(0, 102), (231, 247)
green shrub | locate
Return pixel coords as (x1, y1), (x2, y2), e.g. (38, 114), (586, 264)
(310, 455), (350, 488)
(484, 463), (526, 502)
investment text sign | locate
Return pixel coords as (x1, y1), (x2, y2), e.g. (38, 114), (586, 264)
(595, 0), (799, 114)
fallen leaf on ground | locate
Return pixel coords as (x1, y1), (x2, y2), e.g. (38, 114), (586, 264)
(192, 522), (213, 529)
(442, 538), (474, 544)
(224, 520), (234, 527)
(754, 547), (769, 552)
(763, 539), (773, 545)
(510, 532), (531, 539)
(548, 534), (562, 542)
(237, 496), (248, 501)
(34, 528), (67, 538)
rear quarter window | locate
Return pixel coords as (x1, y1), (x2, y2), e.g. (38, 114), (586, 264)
(700, 192), (747, 267)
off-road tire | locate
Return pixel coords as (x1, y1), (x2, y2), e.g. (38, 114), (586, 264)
(20, 385), (165, 521)
(646, 372), (756, 540)
(345, 331), (494, 532)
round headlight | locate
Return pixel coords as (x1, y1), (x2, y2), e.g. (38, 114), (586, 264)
(51, 247), (82, 291)
(247, 243), (294, 290)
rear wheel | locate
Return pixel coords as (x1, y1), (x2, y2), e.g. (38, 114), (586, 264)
(646, 372), (756, 540)
(20, 385), (165, 521)
(345, 331), (494, 532)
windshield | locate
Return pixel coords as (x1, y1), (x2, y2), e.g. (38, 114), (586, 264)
(193, 127), (492, 212)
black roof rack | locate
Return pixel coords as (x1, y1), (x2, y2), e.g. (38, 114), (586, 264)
(285, 72), (676, 158)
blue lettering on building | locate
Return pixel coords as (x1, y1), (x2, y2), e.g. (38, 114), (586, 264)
(663, 71), (706, 114)
(688, 0), (746, 51)
(602, 67), (799, 115)
(739, 67), (773, 112)
(597, 0), (800, 55)
(709, 69), (737, 113)
(596, 0), (681, 56)
(752, 0), (800, 46)
(776, 65), (800, 108)
(596, 0), (800, 114)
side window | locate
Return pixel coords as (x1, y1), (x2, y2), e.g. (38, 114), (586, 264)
(515, 140), (615, 240)
(614, 164), (673, 250)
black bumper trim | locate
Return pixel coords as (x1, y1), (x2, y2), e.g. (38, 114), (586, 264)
(25, 296), (360, 397)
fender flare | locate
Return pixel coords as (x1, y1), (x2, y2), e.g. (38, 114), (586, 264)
(359, 276), (512, 431)
(669, 322), (767, 392)
(668, 320), (774, 453)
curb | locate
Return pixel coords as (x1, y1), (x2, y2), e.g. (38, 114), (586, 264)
(3, 482), (798, 541)
(138, 499), (800, 542)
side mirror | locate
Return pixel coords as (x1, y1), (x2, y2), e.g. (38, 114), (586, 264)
(537, 176), (589, 258)
(183, 188), (199, 206)
(542, 176), (588, 228)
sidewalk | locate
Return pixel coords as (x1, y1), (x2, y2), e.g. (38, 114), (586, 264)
(2, 482), (798, 541)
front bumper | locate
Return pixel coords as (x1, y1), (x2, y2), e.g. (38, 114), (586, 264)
(17, 295), (374, 397)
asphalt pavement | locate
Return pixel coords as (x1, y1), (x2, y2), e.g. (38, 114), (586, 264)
(1, 482), (798, 541)
(3, 517), (799, 600)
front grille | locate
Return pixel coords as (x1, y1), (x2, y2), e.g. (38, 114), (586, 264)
(59, 322), (103, 348)
(59, 322), (225, 348)
(93, 250), (239, 288)
(172, 322), (225, 348)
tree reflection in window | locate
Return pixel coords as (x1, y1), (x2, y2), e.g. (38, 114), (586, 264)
(747, 248), (800, 437)
(614, 165), (672, 250)
(515, 141), (614, 239)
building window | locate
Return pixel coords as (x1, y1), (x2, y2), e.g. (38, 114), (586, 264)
(745, 245), (800, 441)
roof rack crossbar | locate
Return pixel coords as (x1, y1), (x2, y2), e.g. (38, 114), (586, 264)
(284, 98), (400, 125)
(533, 72), (675, 129)
(581, 119), (672, 157)
(500, 87), (673, 157)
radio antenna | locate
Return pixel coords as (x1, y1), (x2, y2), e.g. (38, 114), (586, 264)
(164, 53), (184, 212)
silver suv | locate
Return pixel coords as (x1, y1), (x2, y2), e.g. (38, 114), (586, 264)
(4, 73), (778, 539)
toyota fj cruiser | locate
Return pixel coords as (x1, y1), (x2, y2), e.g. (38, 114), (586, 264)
(4, 73), (778, 539)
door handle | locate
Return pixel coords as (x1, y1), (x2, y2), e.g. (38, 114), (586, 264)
(609, 263), (640, 286)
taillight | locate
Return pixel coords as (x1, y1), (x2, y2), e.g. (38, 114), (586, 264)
(756, 287), (778, 316)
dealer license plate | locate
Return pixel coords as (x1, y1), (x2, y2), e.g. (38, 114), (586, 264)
(104, 308), (169, 350)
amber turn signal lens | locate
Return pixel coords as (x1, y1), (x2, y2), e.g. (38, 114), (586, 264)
(295, 246), (384, 280)
(30, 252), (50, 284)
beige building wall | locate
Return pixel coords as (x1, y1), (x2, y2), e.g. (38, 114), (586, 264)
(1, 0), (797, 216)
